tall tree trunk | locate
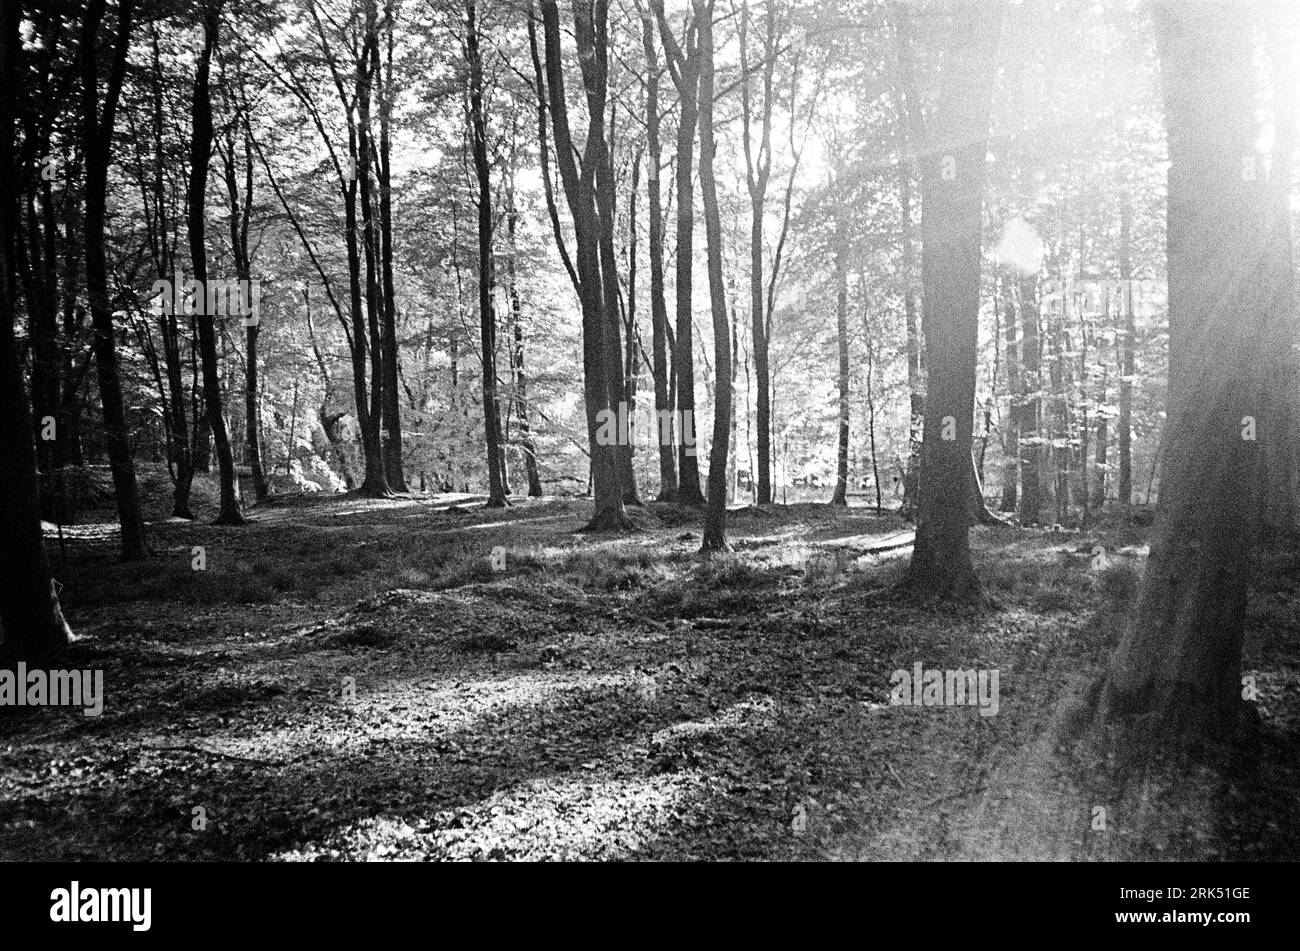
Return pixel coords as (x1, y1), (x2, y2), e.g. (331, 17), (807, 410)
(1117, 199), (1134, 506)
(594, 101), (639, 507)
(740, 0), (776, 506)
(81, 0), (147, 558)
(378, 4), (406, 492)
(899, 163), (923, 518)
(223, 108), (268, 504)
(539, 0), (630, 530)
(656, 1), (705, 505)
(831, 234), (849, 506)
(902, 0), (1003, 600)
(1092, 367), (1109, 509)
(188, 7), (243, 525)
(696, 0), (730, 550)
(1099, 0), (1267, 748)
(506, 195), (543, 497)
(0, 3), (71, 661)
(641, 12), (677, 501)
(999, 271), (1020, 511)
(466, 0), (507, 507)
(1017, 274), (1043, 524)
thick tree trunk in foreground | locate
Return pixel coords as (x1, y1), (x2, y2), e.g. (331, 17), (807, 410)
(0, 4), (71, 660)
(1099, 1), (1267, 748)
(903, 1), (1003, 600)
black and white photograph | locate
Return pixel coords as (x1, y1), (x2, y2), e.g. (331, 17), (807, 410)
(0, 0), (1291, 929)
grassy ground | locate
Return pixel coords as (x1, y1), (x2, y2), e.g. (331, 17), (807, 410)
(2, 487), (1297, 861)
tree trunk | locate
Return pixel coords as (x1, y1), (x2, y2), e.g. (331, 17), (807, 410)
(1099, 0), (1267, 748)
(739, 0), (776, 506)
(466, 0), (507, 507)
(188, 8), (243, 525)
(695, 0), (730, 551)
(0, 3), (71, 661)
(899, 164), (923, 519)
(539, 0), (630, 530)
(831, 237), (849, 506)
(1017, 273), (1043, 524)
(902, 0), (1003, 600)
(506, 197), (543, 497)
(81, 0), (147, 558)
(657, 2), (706, 505)
(999, 271), (1020, 511)
(378, 7), (406, 492)
(641, 13), (678, 501)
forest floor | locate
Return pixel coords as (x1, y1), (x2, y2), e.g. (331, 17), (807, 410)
(2, 481), (1299, 861)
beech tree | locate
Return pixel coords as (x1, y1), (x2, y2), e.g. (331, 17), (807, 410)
(696, 0), (730, 551)
(1098, 0), (1271, 746)
(899, 0), (1004, 600)
(81, 0), (148, 558)
(0, 1), (72, 661)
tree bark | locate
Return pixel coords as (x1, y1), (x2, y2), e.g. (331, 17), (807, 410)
(0, 2), (71, 661)
(999, 271), (1020, 511)
(831, 235), (849, 506)
(188, 7), (244, 525)
(640, 11), (678, 501)
(656, 1), (705, 505)
(1099, 0), (1268, 748)
(81, 0), (147, 558)
(695, 0), (730, 551)
(902, 0), (1003, 600)
(1017, 273), (1043, 524)
(378, 4), (406, 492)
(466, 0), (507, 507)
(539, 0), (630, 530)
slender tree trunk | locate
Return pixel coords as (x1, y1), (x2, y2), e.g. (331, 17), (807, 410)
(81, 0), (147, 558)
(999, 271), (1020, 511)
(378, 5), (406, 492)
(739, 0), (776, 506)
(1117, 200), (1134, 507)
(506, 197), (543, 497)
(466, 0), (507, 507)
(899, 164), (923, 518)
(657, 2), (705, 505)
(641, 13), (677, 501)
(1018, 274), (1043, 524)
(696, 0), (730, 550)
(188, 8), (243, 525)
(831, 235), (849, 506)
